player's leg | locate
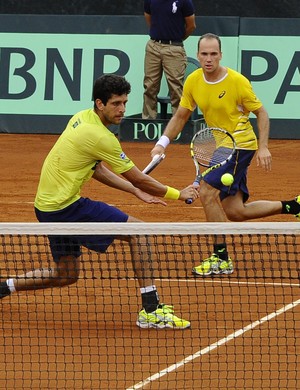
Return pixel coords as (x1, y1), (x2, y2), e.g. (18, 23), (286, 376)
(78, 199), (158, 305)
(0, 254), (81, 299)
(194, 150), (255, 277)
(286, 195), (300, 220)
(142, 40), (163, 119)
(118, 215), (190, 329)
(193, 181), (233, 277)
(222, 192), (300, 221)
(121, 215), (159, 310)
(199, 180), (227, 222)
(222, 191), (281, 221)
(73, 198), (190, 329)
(0, 200), (90, 300)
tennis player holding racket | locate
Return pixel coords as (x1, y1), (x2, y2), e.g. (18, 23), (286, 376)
(0, 74), (198, 329)
(151, 33), (300, 277)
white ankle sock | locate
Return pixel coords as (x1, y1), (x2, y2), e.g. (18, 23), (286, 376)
(6, 278), (16, 293)
(140, 285), (156, 294)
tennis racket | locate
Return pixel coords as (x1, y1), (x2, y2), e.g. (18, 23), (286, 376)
(142, 153), (166, 174)
(186, 127), (236, 204)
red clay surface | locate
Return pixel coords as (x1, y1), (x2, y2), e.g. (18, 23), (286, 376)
(0, 134), (299, 389)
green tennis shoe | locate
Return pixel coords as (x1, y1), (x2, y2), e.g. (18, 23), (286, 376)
(295, 195), (300, 220)
(192, 254), (234, 276)
(136, 304), (190, 329)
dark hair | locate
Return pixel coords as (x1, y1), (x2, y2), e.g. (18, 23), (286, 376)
(93, 74), (131, 106)
(197, 33), (222, 52)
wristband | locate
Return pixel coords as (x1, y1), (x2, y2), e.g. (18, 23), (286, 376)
(156, 135), (170, 149)
(164, 186), (180, 200)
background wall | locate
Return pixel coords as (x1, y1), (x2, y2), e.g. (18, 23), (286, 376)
(0, 14), (299, 139)
(0, 0), (299, 18)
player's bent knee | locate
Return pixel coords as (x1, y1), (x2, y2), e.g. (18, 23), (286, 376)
(55, 266), (80, 287)
(56, 274), (79, 287)
(225, 209), (246, 222)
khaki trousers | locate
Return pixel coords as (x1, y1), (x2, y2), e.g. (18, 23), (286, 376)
(142, 39), (187, 119)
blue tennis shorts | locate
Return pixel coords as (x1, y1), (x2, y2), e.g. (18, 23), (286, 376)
(203, 149), (255, 202)
(35, 197), (128, 262)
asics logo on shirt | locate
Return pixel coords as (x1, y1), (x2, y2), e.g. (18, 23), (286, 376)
(172, 1), (178, 13)
(219, 91), (226, 98)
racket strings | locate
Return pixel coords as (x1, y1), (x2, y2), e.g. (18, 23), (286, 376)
(193, 131), (234, 167)
(193, 140), (217, 165)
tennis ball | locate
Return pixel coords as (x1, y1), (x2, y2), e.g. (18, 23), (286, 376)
(221, 173), (234, 186)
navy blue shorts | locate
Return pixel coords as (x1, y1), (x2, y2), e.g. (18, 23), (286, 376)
(203, 149), (255, 202)
(35, 197), (128, 262)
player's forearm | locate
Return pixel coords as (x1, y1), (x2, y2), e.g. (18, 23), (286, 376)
(93, 163), (136, 193)
(155, 107), (190, 150)
(122, 167), (168, 197)
(122, 166), (182, 199)
(155, 116), (187, 152)
(135, 179), (169, 197)
(164, 115), (187, 140)
(96, 163), (169, 198)
(256, 107), (270, 148)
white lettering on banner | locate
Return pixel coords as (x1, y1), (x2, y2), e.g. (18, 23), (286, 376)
(133, 122), (181, 141)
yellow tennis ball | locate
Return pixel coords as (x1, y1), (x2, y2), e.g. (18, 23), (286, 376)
(221, 173), (234, 186)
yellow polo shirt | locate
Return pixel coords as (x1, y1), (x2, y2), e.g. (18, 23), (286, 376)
(34, 109), (134, 211)
(180, 67), (263, 150)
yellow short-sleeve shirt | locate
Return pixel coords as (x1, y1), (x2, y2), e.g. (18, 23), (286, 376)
(180, 67), (263, 150)
(34, 109), (134, 211)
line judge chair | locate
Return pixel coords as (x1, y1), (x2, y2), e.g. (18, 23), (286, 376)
(157, 56), (200, 120)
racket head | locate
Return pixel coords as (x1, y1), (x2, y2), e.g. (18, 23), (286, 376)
(191, 127), (236, 169)
(185, 127), (236, 205)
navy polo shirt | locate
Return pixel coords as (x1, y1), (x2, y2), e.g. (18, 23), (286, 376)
(144, 0), (195, 42)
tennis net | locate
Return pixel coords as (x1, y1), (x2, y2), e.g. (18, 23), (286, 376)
(0, 222), (299, 389)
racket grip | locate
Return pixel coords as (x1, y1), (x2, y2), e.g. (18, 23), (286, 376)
(185, 180), (200, 205)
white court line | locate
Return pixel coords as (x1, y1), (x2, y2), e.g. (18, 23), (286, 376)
(126, 277), (300, 289)
(127, 291), (300, 390)
(161, 277), (300, 288)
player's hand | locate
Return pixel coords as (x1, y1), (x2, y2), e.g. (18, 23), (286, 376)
(179, 185), (199, 202)
(150, 145), (165, 159)
(256, 147), (272, 171)
(134, 188), (167, 206)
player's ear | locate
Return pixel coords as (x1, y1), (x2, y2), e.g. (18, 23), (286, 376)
(95, 99), (104, 110)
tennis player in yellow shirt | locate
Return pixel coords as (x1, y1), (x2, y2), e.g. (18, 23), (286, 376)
(152, 33), (300, 276)
(0, 74), (199, 329)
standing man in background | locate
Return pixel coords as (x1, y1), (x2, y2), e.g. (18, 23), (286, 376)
(142, 0), (196, 119)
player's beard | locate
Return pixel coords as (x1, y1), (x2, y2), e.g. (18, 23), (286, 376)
(103, 112), (123, 126)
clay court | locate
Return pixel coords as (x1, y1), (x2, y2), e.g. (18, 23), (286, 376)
(0, 134), (300, 389)
(1, 134), (299, 223)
